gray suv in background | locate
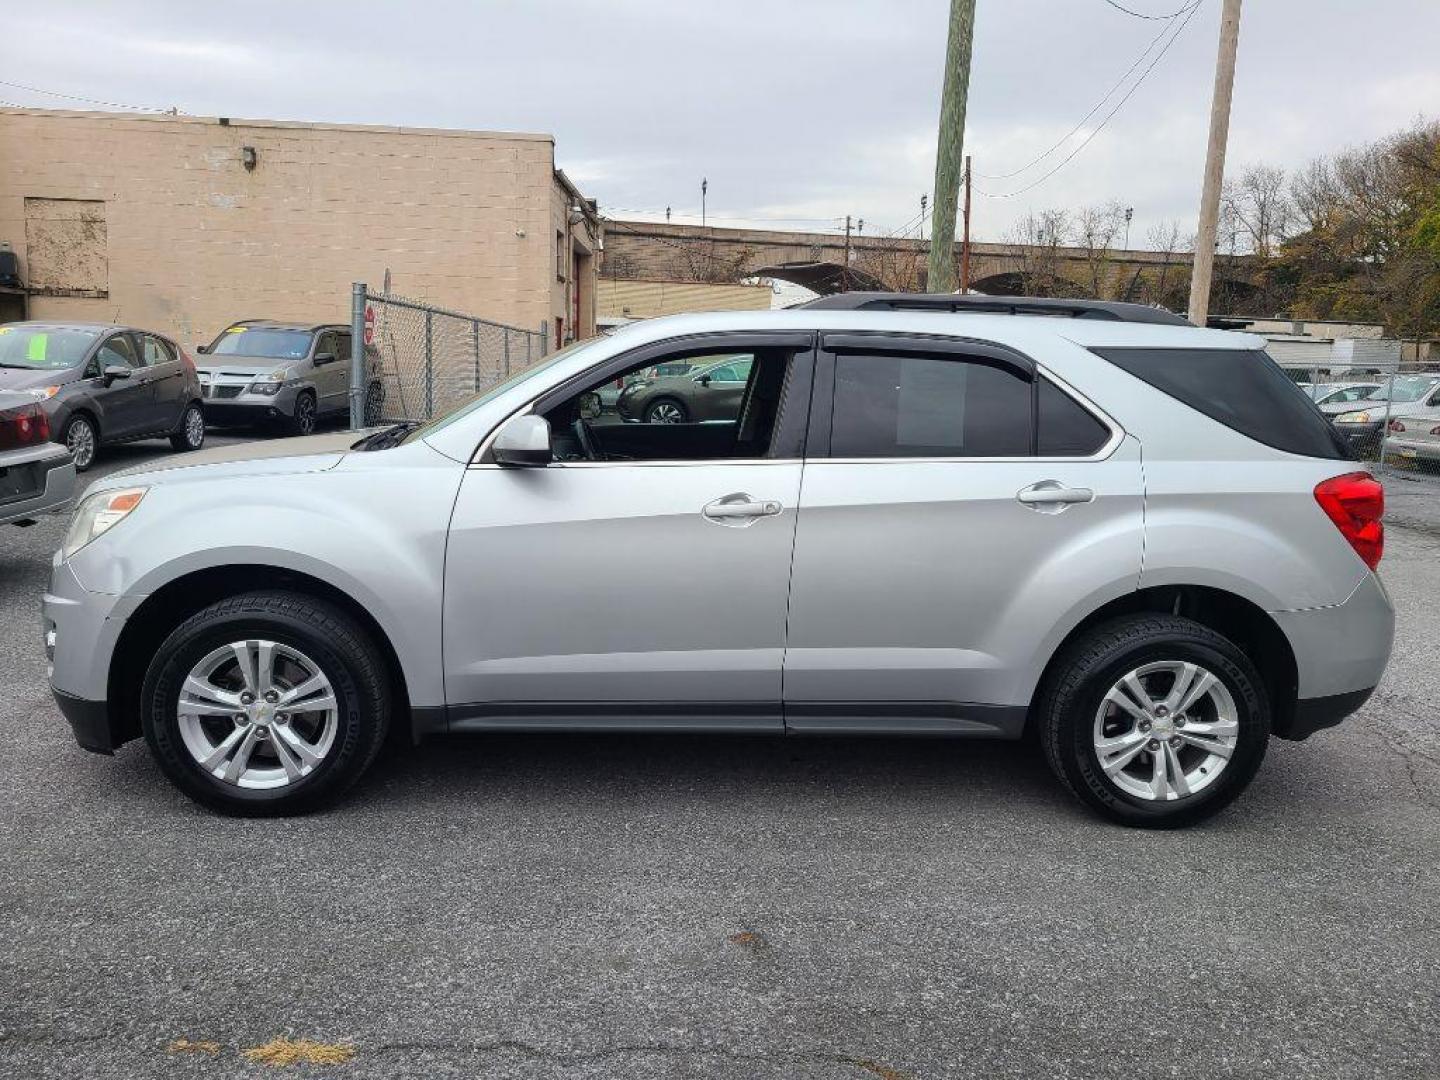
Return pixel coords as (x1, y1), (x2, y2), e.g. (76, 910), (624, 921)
(0, 321), (205, 471)
(196, 320), (384, 435)
(44, 295), (1393, 827)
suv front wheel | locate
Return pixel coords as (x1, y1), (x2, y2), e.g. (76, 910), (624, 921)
(140, 591), (390, 816)
(1037, 615), (1270, 828)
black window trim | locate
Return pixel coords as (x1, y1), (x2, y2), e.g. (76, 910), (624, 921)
(810, 332), (1120, 463)
(478, 330), (819, 466)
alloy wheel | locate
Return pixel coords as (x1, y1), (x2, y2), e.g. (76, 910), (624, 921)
(1092, 660), (1239, 801)
(295, 396), (316, 435)
(184, 405), (206, 448)
(176, 639), (339, 790)
(647, 401), (683, 424)
(66, 417), (96, 470)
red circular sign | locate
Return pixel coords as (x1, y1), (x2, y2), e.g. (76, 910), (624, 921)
(363, 304), (376, 345)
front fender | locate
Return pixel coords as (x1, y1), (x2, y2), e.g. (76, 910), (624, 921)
(67, 444), (464, 708)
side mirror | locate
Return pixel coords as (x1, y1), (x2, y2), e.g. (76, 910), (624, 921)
(698, 374), (712, 387)
(492, 414), (552, 467)
(102, 365), (132, 386)
(313, 352), (335, 365)
(196, 344), (210, 354)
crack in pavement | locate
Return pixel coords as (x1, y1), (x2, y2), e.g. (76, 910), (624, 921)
(374, 1038), (910, 1077)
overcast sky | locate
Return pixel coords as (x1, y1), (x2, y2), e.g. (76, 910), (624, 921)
(3, 0), (1436, 248)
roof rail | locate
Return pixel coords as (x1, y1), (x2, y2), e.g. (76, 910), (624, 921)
(799, 292), (1191, 326)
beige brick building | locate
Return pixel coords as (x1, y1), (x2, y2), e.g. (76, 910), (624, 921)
(0, 108), (600, 349)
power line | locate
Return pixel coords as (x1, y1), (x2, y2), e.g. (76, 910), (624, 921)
(974, 0), (1203, 199)
(0, 77), (172, 113)
(977, 0), (1202, 181)
(1101, 0), (1197, 18)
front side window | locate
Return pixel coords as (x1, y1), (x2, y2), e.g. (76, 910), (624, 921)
(540, 346), (797, 462)
(830, 352), (1033, 458)
(97, 333), (141, 370)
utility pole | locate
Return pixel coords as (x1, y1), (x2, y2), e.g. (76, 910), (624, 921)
(959, 155), (973, 292)
(701, 178), (708, 228)
(927, 0), (977, 293)
(1188, 0), (1243, 326)
(843, 214), (853, 292)
(1123, 206), (1134, 250)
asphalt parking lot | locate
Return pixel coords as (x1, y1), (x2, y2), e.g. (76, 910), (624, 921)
(2, 436), (1438, 1080)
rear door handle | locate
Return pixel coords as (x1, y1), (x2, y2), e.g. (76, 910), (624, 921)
(1017, 481), (1094, 512)
(703, 493), (782, 526)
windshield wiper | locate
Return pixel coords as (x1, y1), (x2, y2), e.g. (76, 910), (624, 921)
(351, 420), (422, 451)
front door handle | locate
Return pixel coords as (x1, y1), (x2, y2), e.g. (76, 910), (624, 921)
(702, 493), (782, 526)
(1017, 481), (1094, 513)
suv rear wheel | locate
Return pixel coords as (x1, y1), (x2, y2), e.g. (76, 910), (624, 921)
(1037, 615), (1270, 828)
(140, 591), (390, 816)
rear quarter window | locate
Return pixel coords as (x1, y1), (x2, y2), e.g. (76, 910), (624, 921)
(1092, 347), (1353, 460)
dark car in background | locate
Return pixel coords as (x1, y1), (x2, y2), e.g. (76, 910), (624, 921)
(0, 322), (205, 471)
(196, 321), (385, 435)
(616, 354), (753, 423)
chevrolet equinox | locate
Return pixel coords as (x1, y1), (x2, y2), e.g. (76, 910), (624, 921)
(45, 295), (1393, 826)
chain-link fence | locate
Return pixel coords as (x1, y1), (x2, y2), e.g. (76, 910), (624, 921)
(350, 286), (548, 424)
(1276, 360), (1440, 479)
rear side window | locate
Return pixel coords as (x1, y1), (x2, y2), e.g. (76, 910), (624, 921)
(1093, 347), (1353, 460)
(831, 352), (1032, 458)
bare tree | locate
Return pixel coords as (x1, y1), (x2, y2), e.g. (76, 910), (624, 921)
(1074, 201), (1128, 298)
(1005, 209), (1073, 296)
(1221, 164), (1293, 258)
(852, 236), (925, 292)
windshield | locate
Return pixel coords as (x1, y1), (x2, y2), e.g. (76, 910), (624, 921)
(1387, 377), (1439, 403)
(0, 325), (100, 370)
(401, 337), (605, 444)
(208, 327), (312, 360)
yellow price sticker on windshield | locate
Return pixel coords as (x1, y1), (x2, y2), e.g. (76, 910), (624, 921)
(226, 326), (247, 333)
(0, 327), (10, 334)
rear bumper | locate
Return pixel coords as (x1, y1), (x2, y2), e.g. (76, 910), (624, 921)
(1271, 571), (1393, 736)
(0, 442), (75, 526)
(1383, 435), (1440, 461)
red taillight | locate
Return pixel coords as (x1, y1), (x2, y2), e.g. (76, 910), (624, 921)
(0, 402), (50, 451)
(1314, 472), (1384, 571)
(1389, 419), (1406, 433)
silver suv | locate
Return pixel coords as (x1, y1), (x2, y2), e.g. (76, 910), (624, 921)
(195, 320), (384, 435)
(44, 295), (1393, 826)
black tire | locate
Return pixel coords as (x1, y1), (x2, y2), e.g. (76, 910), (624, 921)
(140, 591), (390, 816)
(1036, 614), (1270, 829)
(286, 391), (318, 436)
(61, 413), (99, 472)
(169, 402), (206, 452)
(644, 397), (687, 424)
(363, 381), (386, 426)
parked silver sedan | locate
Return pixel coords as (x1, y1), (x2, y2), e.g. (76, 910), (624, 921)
(1383, 415), (1440, 463)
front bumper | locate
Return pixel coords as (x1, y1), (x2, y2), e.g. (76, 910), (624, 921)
(1334, 420), (1385, 451)
(52, 687), (118, 754)
(43, 558), (145, 754)
(200, 383), (300, 422)
(0, 441), (76, 526)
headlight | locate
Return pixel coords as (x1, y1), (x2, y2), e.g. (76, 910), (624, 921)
(1335, 411), (1372, 424)
(248, 380), (284, 396)
(62, 487), (148, 558)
